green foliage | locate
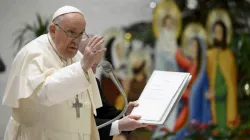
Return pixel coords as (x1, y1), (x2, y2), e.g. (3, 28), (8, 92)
(231, 34), (250, 82)
(13, 13), (49, 54)
(230, 34), (250, 122)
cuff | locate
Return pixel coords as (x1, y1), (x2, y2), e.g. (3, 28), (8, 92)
(110, 120), (121, 136)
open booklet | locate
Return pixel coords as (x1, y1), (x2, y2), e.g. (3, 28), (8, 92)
(130, 70), (192, 125)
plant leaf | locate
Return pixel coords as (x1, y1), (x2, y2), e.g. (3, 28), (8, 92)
(12, 14), (50, 53)
(36, 13), (43, 28)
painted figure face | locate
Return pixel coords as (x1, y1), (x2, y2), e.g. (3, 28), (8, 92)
(162, 15), (174, 30)
(214, 24), (224, 42)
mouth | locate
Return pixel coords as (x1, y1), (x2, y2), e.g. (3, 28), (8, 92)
(68, 46), (78, 51)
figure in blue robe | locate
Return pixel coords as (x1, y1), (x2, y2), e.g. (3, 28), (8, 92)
(175, 37), (212, 139)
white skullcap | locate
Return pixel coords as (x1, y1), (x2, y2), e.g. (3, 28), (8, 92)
(52, 5), (83, 21)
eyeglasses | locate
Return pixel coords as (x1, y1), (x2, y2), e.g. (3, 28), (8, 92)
(54, 23), (89, 40)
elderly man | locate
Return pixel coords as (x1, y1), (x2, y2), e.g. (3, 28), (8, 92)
(2, 6), (145, 140)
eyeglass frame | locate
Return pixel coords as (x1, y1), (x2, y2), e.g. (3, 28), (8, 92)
(53, 23), (103, 67)
(53, 23), (89, 40)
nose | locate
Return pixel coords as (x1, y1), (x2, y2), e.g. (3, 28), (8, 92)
(71, 38), (81, 46)
(71, 38), (78, 43)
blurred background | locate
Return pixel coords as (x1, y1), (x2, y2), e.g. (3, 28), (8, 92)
(1, 0), (250, 139)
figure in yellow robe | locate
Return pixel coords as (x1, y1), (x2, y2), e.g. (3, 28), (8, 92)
(206, 20), (238, 128)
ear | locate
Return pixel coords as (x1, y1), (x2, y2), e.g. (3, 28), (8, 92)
(49, 24), (56, 38)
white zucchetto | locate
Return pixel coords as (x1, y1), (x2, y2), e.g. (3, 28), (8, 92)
(52, 5), (84, 21)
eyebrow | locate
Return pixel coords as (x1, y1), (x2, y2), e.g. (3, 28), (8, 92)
(67, 28), (85, 34)
(70, 27), (80, 31)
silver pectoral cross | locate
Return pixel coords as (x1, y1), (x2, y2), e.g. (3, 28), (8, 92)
(72, 95), (83, 118)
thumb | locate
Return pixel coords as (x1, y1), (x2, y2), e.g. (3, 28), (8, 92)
(128, 115), (141, 120)
(133, 102), (139, 107)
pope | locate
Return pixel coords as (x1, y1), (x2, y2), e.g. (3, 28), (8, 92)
(2, 5), (146, 140)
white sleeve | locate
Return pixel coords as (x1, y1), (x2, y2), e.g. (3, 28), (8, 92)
(110, 120), (121, 136)
(29, 61), (91, 106)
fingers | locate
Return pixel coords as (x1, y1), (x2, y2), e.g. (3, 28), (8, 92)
(133, 121), (148, 129)
(85, 35), (104, 57)
(129, 101), (139, 107)
(87, 36), (97, 47)
(92, 37), (104, 49)
(94, 48), (106, 55)
(118, 116), (147, 131)
(93, 38), (104, 51)
(88, 36), (103, 48)
(128, 101), (139, 110)
(141, 123), (148, 127)
(128, 115), (141, 120)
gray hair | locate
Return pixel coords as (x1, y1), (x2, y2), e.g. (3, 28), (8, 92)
(52, 14), (66, 24)
(51, 15), (67, 32)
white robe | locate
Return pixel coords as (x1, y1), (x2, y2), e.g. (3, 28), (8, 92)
(2, 33), (103, 140)
(156, 29), (177, 55)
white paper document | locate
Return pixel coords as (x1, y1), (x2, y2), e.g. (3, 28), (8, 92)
(130, 70), (192, 125)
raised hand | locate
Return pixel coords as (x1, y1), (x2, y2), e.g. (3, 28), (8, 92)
(81, 36), (106, 72)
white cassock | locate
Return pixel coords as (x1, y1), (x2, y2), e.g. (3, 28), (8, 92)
(2, 33), (103, 140)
